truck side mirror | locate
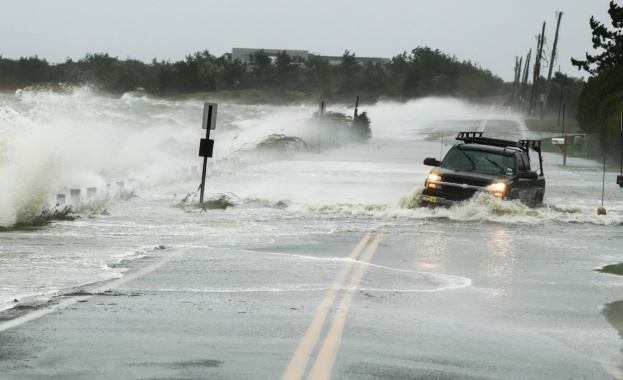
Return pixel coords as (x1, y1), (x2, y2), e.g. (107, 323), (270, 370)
(521, 171), (538, 180)
(423, 157), (442, 166)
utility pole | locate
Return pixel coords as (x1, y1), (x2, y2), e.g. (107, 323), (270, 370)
(557, 91), (563, 126)
(520, 49), (531, 110)
(513, 57), (522, 105)
(529, 22), (546, 116)
(542, 12), (563, 119)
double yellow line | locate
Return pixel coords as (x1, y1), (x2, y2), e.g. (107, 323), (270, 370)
(282, 231), (382, 380)
(477, 105), (496, 132)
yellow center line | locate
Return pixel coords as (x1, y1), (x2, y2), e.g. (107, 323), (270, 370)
(478, 119), (487, 132)
(477, 105), (496, 132)
(306, 233), (382, 380)
(281, 231), (373, 380)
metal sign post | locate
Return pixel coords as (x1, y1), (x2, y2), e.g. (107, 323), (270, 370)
(618, 111), (623, 187)
(199, 102), (217, 204)
(562, 104), (566, 167)
(318, 101), (325, 153)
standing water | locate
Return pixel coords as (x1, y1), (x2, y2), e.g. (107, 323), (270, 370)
(2, 87), (623, 377)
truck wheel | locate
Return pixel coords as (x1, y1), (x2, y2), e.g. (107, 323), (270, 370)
(534, 192), (544, 206)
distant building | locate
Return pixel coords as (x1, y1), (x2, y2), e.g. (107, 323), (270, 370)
(231, 48), (390, 67)
(232, 48), (309, 65)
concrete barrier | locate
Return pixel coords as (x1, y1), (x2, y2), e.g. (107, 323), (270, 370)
(87, 187), (97, 200)
(70, 189), (81, 207)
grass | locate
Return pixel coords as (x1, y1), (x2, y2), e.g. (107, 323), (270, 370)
(234, 134), (307, 154)
(603, 300), (623, 338)
(524, 117), (582, 134)
(0, 206), (77, 231)
(199, 193), (242, 210)
(523, 116), (603, 158)
(596, 263), (623, 276)
(172, 191), (243, 210)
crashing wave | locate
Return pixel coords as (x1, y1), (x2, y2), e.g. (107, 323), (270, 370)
(233, 133), (306, 162)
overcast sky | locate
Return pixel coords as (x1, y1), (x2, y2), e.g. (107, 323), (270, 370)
(0, 0), (613, 81)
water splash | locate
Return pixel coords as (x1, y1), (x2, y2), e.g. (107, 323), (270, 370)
(0, 86), (202, 227)
(283, 190), (623, 226)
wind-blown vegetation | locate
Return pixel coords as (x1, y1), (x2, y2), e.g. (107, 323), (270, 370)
(0, 47), (504, 103)
(572, 1), (623, 156)
(0, 205), (76, 231)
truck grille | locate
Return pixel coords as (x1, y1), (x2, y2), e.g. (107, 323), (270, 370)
(427, 174), (491, 201)
(441, 174), (490, 188)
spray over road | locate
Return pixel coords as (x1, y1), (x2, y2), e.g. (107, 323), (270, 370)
(1, 89), (623, 379)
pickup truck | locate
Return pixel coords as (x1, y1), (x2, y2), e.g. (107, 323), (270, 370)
(419, 132), (545, 207)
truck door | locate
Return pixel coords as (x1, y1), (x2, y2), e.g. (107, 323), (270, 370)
(516, 153), (537, 202)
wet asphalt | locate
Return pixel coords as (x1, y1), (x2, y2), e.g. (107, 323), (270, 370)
(1, 223), (622, 380)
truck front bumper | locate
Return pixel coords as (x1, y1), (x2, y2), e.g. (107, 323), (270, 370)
(418, 194), (457, 207)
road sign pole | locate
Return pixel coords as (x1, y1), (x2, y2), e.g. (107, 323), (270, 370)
(199, 126), (209, 204)
(318, 101), (324, 153)
(199, 103), (217, 204)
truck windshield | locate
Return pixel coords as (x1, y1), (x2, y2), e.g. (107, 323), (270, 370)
(442, 148), (515, 175)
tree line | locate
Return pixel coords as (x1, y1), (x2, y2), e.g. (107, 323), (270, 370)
(0, 44), (590, 140)
(572, 0), (623, 157)
(0, 47), (507, 102)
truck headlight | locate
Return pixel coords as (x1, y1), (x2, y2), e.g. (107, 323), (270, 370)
(427, 173), (441, 189)
(486, 182), (506, 197)
(428, 173), (441, 182)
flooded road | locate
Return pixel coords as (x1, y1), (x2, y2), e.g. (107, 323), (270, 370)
(1, 90), (623, 378)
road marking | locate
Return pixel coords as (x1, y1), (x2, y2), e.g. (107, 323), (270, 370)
(0, 248), (184, 333)
(282, 232), (381, 380)
(478, 119), (487, 132)
(477, 105), (496, 132)
(281, 231), (371, 380)
(307, 233), (381, 380)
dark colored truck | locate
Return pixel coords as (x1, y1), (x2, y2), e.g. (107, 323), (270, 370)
(419, 132), (545, 207)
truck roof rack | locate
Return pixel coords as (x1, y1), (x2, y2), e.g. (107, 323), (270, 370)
(518, 139), (542, 154)
(455, 132), (544, 175)
(456, 132), (541, 153)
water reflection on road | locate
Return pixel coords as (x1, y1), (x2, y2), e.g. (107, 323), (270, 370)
(2, 95), (623, 378)
(482, 226), (516, 300)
